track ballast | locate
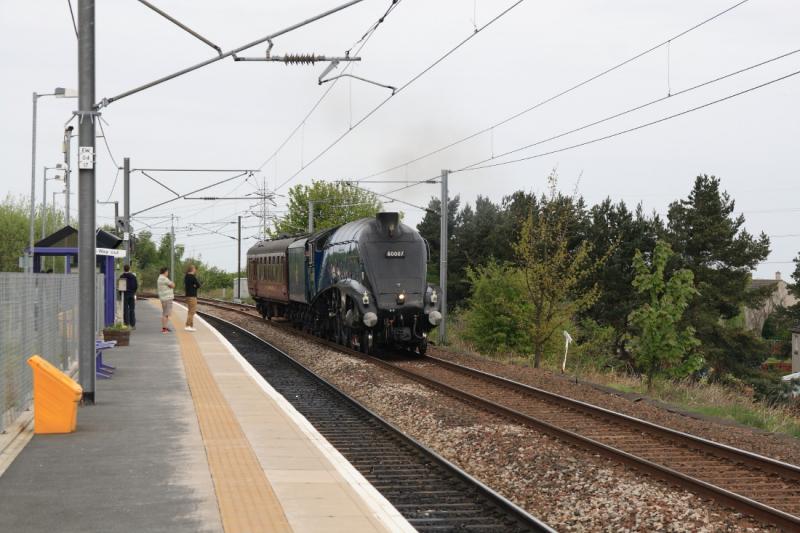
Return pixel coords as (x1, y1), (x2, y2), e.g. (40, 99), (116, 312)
(193, 297), (800, 530)
(201, 312), (552, 533)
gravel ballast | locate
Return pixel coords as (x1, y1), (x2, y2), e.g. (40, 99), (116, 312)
(202, 307), (775, 532)
(428, 346), (800, 466)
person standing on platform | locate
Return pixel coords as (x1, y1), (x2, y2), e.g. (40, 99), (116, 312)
(184, 264), (201, 332)
(119, 264), (138, 329)
(157, 267), (175, 334)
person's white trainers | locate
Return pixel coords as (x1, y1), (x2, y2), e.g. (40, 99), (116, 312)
(185, 326), (196, 332)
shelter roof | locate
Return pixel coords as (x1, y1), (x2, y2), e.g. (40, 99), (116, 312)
(34, 226), (122, 249)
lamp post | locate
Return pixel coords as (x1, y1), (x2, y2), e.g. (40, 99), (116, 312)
(28, 88), (77, 273)
(42, 164), (65, 240)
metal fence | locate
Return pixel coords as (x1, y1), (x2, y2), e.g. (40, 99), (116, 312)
(0, 272), (104, 433)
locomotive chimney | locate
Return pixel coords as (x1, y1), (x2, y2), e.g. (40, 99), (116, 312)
(376, 212), (400, 237)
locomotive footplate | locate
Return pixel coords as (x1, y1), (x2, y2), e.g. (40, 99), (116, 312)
(388, 326), (413, 342)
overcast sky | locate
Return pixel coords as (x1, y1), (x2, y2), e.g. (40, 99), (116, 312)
(1, 0), (798, 277)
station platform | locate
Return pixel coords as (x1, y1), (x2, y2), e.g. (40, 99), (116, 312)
(0, 300), (412, 533)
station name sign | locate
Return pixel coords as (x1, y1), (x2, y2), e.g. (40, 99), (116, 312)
(96, 247), (127, 258)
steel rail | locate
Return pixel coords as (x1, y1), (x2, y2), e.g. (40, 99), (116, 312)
(424, 355), (800, 482)
(189, 297), (800, 530)
(198, 311), (554, 532)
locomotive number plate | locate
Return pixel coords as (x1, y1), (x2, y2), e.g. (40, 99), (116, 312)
(385, 250), (405, 258)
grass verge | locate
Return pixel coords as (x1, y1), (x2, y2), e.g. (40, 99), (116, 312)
(441, 315), (800, 439)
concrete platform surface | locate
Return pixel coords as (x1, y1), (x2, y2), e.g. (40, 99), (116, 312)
(0, 299), (223, 533)
(0, 299), (414, 533)
(171, 301), (414, 533)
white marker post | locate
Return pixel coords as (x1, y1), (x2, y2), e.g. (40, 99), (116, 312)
(562, 330), (573, 373)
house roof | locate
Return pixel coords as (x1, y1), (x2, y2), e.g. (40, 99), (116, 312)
(749, 279), (779, 290)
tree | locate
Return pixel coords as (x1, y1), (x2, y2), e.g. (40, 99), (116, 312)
(667, 175), (771, 377)
(462, 262), (532, 355)
(496, 191), (537, 259)
(777, 253), (800, 325)
(454, 196), (507, 267)
(628, 241), (701, 389)
(582, 199), (663, 355)
(449, 196), (510, 306)
(272, 180), (382, 236)
(417, 194), (461, 295)
(514, 174), (605, 368)
(0, 195), (66, 272)
(157, 234), (184, 269)
(132, 231), (158, 270)
(790, 253), (800, 300)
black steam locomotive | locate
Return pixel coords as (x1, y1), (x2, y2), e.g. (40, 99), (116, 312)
(246, 212), (442, 354)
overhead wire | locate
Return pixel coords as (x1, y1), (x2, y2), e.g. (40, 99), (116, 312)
(355, 0), (754, 182)
(272, 0), (529, 192)
(455, 68), (800, 173)
(368, 48), (800, 197)
(255, 0), (405, 172)
(133, 171), (252, 215)
(343, 181), (432, 212)
(347, 0), (401, 55)
(66, 0), (78, 38)
(96, 119), (123, 200)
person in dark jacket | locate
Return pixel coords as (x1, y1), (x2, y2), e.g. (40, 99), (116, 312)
(184, 265), (201, 331)
(119, 264), (138, 329)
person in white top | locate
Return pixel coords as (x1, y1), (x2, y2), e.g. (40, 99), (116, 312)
(157, 267), (175, 334)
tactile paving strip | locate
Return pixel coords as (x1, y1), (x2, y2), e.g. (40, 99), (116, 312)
(171, 317), (293, 533)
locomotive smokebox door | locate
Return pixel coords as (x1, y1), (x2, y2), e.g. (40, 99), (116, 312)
(376, 212), (400, 237)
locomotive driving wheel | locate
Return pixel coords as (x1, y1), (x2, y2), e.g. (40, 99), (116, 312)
(361, 330), (373, 355)
(333, 314), (345, 345)
(343, 326), (352, 348)
(418, 338), (428, 356)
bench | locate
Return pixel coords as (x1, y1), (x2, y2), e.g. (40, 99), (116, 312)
(96, 340), (117, 379)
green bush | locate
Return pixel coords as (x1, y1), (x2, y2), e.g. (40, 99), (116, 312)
(572, 318), (619, 371)
(462, 262), (533, 355)
(744, 372), (796, 406)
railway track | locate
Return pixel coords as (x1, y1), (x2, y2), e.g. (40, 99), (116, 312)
(200, 312), (552, 532)
(193, 297), (800, 530)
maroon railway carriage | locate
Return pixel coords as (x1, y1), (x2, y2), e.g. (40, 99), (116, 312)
(246, 236), (294, 318)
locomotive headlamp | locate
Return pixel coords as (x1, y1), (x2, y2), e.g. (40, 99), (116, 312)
(430, 290), (438, 304)
(362, 290), (370, 305)
(363, 312), (378, 327)
(397, 292), (405, 305)
(428, 311), (442, 326)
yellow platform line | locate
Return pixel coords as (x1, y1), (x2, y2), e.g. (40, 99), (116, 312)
(170, 314), (292, 533)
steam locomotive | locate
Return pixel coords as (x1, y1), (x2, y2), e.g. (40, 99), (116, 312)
(246, 212), (442, 354)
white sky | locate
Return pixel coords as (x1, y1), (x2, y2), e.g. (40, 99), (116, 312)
(1, 0), (798, 277)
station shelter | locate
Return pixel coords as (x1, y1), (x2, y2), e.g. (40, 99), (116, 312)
(28, 225), (125, 327)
